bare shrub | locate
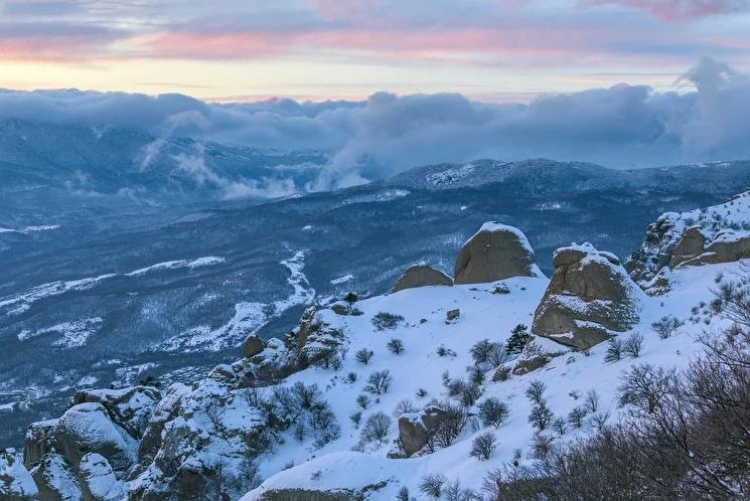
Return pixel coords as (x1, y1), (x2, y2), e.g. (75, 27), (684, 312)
(471, 431), (497, 460)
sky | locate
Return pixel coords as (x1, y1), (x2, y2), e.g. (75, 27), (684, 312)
(2, 0), (750, 102)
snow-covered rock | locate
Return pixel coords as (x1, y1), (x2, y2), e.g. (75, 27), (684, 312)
(532, 243), (645, 350)
(0, 449), (38, 500)
(627, 190), (750, 292)
(391, 265), (453, 293)
(454, 222), (542, 284)
(78, 453), (127, 501)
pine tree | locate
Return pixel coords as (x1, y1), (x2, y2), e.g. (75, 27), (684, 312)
(506, 324), (531, 355)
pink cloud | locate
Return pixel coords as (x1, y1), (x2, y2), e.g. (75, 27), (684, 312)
(138, 32), (292, 60)
(581, 0), (745, 20)
(139, 26), (613, 62)
(0, 37), (109, 62)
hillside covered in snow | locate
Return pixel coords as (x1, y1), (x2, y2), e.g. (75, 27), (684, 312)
(5, 192), (750, 500)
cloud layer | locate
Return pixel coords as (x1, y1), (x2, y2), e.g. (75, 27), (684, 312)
(2, 58), (750, 191)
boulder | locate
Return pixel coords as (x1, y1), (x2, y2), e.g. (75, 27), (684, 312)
(0, 450), (38, 501)
(445, 309), (460, 324)
(72, 386), (161, 440)
(391, 265), (453, 293)
(454, 223), (540, 284)
(532, 243), (644, 350)
(242, 335), (264, 358)
(55, 403), (135, 478)
(397, 407), (447, 456)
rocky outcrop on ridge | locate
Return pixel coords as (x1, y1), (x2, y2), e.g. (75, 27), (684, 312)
(533, 243), (644, 350)
(626, 191), (750, 293)
(391, 265), (453, 293)
(454, 222), (541, 284)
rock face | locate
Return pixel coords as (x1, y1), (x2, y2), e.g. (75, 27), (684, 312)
(242, 335), (265, 358)
(391, 265), (453, 293)
(397, 407), (447, 456)
(626, 192), (750, 293)
(454, 223), (540, 284)
(533, 243), (644, 350)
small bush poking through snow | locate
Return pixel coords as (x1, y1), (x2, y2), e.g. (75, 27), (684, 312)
(568, 406), (588, 428)
(604, 337), (623, 363)
(532, 433), (555, 460)
(356, 394), (371, 409)
(396, 486), (411, 501)
(528, 403), (554, 431)
(349, 411), (362, 428)
(492, 366), (511, 382)
(436, 344), (457, 357)
(585, 389), (601, 413)
(525, 380), (547, 405)
(419, 473), (448, 498)
(652, 315), (683, 339)
(359, 411), (392, 443)
(394, 399), (419, 416)
(355, 348), (374, 365)
(346, 372), (358, 383)
(371, 312), (405, 330)
(365, 370), (393, 395)
(478, 397), (509, 428)
(471, 431), (497, 460)
(623, 332), (645, 358)
(589, 411), (611, 431)
(467, 366), (485, 386)
(553, 417), (567, 436)
(387, 338), (405, 354)
(618, 364), (677, 414)
(470, 339), (509, 367)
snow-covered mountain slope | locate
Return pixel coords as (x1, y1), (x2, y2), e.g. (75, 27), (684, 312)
(241, 263), (726, 499)
(6, 206), (747, 500)
(7, 159), (750, 450)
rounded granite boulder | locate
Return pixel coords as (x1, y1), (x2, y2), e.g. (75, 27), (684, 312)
(454, 222), (541, 285)
(391, 265), (453, 293)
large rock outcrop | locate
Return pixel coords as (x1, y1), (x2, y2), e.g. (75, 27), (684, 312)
(626, 192), (750, 292)
(391, 265), (453, 293)
(533, 243), (644, 350)
(454, 223), (540, 284)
